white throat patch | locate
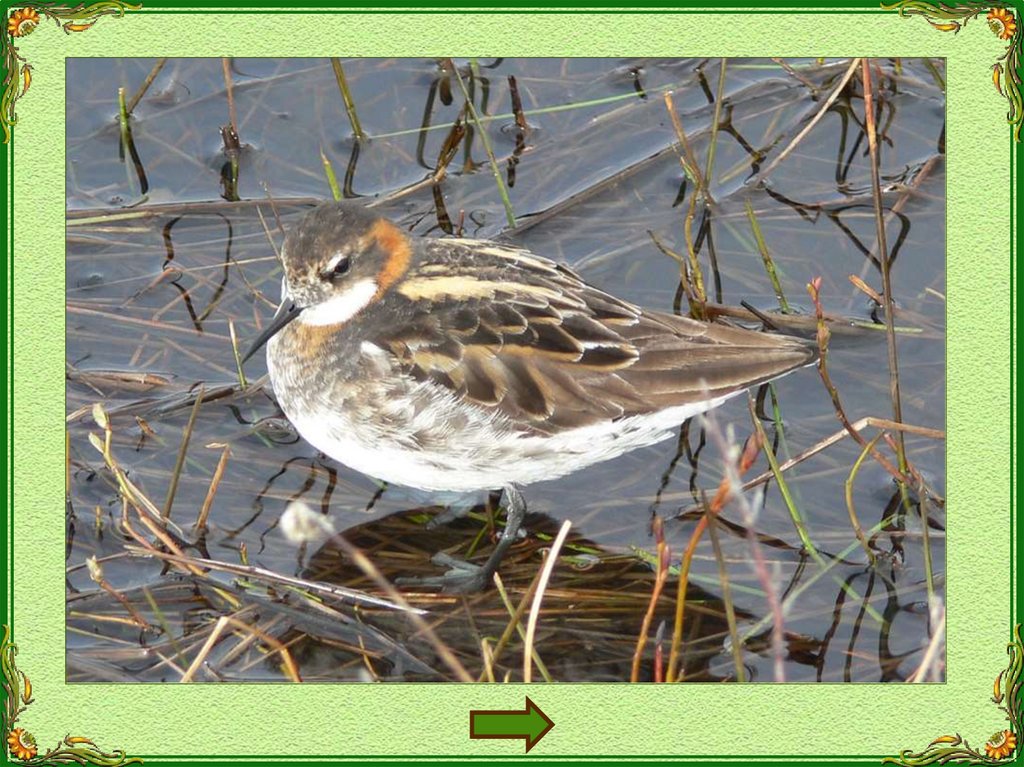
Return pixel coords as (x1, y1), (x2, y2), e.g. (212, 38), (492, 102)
(299, 278), (378, 327)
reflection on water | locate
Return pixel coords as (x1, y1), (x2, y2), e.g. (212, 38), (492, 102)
(66, 57), (945, 683)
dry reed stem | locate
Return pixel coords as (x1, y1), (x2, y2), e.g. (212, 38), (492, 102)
(126, 58), (166, 114)
(221, 58), (238, 137)
(666, 432), (762, 683)
(324, 532), (474, 682)
(331, 57), (366, 141)
(683, 193), (707, 319)
(225, 614), (301, 682)
(755, 57), (861, 182)
(180, 616), (229, 683)
(134, 548), (417, 612)
(860, 61), (930, 602)
(703, 59), (728, 188)
(848, 274), (883, 306)
(906, 602), (945, 683)
(663, 91), (709, 200)
(480, 639), (496, 683)
(195, 443), (231, 532)
(523, 520), (571, 683)
(162, 384), (205, 520)
(89, 406), (206, 577)
(705, 507), (744, 681)
(845, 433), (885, 563)
(861, 59), (911, 488)
(179, 613), (300, 683)
(476, 570), (543, 681)
(86, 556), (151, 629)
(493, 575), (552, 682)
(771, 57), (818, 92)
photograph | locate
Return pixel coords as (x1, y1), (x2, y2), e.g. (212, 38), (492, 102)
(65, 56), (945, 684)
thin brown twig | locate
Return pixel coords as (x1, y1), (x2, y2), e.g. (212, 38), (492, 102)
(806, 279), (929, 497)
(68, 304), (232, 340)
(136, 514), (194, 569)
(740, 415), (944, 496)
(630, 516), (670, 682)
(847, 153), (942, 311)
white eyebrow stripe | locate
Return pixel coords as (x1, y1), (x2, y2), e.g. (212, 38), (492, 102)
(299, 279), (378, 327)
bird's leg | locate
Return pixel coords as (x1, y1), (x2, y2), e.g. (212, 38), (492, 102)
(399, 484), (528, 593)
(470, 483), (527, 585)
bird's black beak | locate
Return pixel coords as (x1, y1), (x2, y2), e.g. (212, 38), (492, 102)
(242, 300), (303, 364)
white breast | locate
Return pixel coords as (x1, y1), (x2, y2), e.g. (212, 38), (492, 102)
(281, 349), (738, 492)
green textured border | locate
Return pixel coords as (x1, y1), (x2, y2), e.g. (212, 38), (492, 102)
(3, 1), (1014, 764)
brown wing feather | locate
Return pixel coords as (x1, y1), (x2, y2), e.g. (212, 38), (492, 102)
(377, 240), (813, 435)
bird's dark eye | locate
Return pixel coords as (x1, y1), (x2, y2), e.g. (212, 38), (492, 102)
(322, 256), (350, 282)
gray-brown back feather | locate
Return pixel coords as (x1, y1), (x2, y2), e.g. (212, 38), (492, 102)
(371, 238), (814, 435)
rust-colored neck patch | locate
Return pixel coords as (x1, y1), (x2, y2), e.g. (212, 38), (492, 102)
(279, 321), (338, 363)
(370, 219), (412, 298)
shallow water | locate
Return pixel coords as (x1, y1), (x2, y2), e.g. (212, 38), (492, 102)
(66, 57), (945, 682)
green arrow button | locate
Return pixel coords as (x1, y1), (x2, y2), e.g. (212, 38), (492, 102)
(470, 696), (554, 753)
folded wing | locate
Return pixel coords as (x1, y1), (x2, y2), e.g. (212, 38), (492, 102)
(377, 240), (814, 435)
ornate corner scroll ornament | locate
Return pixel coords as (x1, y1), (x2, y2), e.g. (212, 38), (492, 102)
(883, 1), (1024, 141)
(2, 2), (141, 143)
(2, 625), (142, 765)
(883, 623), (1022, 765)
